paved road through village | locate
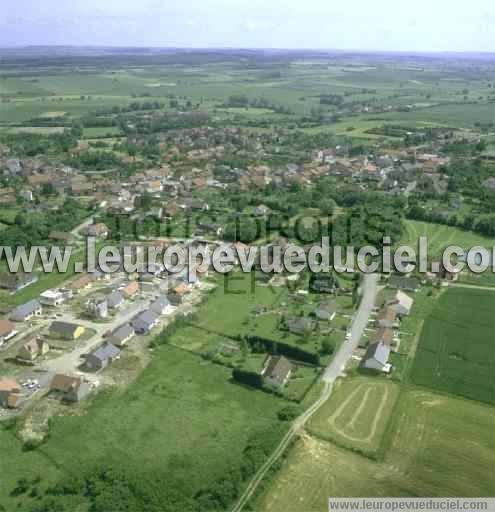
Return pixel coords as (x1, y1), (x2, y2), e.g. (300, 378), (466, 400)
(231, 272), (380, 512)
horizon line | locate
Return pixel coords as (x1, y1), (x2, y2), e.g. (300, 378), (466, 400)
(1, 44), (495, 56)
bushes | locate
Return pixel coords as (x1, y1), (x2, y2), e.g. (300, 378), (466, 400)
(151, 313), (197, 347)
(194, 427), (284, 510)
(277, 404), (302, 421)
(245, 335), (320, 366)
(232, 368), (264, 389)
(25, 428), (285, 512)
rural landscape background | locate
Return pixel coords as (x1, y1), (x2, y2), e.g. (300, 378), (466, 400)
(0, 45), (494, 512)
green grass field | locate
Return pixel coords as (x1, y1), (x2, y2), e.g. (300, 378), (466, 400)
(0, 345), (287, 510)
(170, 271), (340, 361)
(307, 376), (400, 455)
(412, 287), (495, 404)
(377, 102), (495, 128)
(400, 220), (495, 256)
(258, 388), (495, 511)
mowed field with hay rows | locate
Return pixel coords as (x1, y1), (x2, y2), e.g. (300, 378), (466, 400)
(258, 388), (495, 512)
(307, 376), (400, 456)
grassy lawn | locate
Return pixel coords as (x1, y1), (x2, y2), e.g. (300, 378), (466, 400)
(0, 345), (287, 510)
(457, 269), (495, 287)
(307, 376), (400, 456)
(383, 285), (443, 382)
(411, 287), (495, 405)
(377, 102), (495, 128)
(168, 272), (351, 368)
(258, 388), (495, 511)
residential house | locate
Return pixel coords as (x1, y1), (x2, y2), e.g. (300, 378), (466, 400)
(386, 291), (413, 317)
(169, 284), (189, 305)
(49, 374), (91, 402)
(17, 336), (49, 361)
(20, 189), (34, 202)
(0, 379), (22, 409)
(180, 198), (209, 212)
(361, 326), (396, 370)
(121, 281), (140, 299)
(84, 343), (121, 372)
(389, 275), (420, 292)
(106, 291), (124, 309)
(150, 296), (175, 315)
(315, 302), (337, 321)
(49, 321), (85, 340)
(10, 300), (42, 322)
(376, 306), (398, 329)
(86, 223), (109, 239)
(0, 320), (17, 346)
(430, 260), (457, 282)
(372, 327), (395, 347)
(130, 310), (159, 334)
(69, 274), (94, 293)
(108, 324), (135, 347)
(86, 299), (108, 319)
(286, 317), (314, 336)
(4, 158), (22, 175)
(39, 289), (67, 307)
(310, 274), (338, 294)
(261, 355), (293, 388)
(144, 180), (163, 195)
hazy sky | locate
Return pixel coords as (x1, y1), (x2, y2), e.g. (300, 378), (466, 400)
(1, 0), (495, 52)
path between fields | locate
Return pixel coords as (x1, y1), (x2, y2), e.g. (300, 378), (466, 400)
(230, 273), (380, 512)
